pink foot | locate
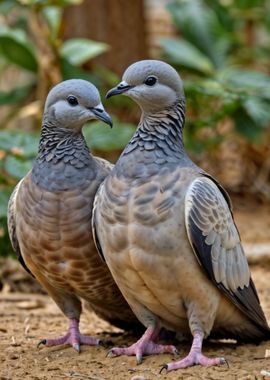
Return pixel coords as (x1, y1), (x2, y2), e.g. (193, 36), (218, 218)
(107, 325), (178, 364)
(160, 332), (226, 372)
(37, 319), (100, 353)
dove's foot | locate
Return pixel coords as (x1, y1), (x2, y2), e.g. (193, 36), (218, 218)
(37, 318), (100, 352)
(107, 325), (178, 364)
(160, 332), (225, 372)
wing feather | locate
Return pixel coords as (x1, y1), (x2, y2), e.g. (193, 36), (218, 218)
(91, 157), (113, 263)
(92, 183), (106, 263)
(7, 178), (33, 276)
(185, 176), (269, 332)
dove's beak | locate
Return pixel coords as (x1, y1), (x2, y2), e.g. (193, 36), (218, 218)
(106, 81), (134, 98)
(90, 104), (113, 127)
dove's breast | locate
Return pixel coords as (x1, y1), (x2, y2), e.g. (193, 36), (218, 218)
(15, 172), (125, 312)
(98, 167), (217, 330)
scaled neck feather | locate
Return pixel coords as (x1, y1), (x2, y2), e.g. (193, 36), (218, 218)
(123, 100), (186, 159)
(36, 122), (91, 168)
(125, 101), (185, 157)
(115, 100), (193, 180)
(32, 122), (95, 191)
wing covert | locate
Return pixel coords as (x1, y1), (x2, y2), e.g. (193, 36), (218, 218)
(92, 184), (106, 263)
(185, 176), (268, 330)
(7, 179), (33, 276)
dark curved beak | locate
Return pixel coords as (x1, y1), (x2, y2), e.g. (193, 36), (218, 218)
(106, 82), (133, 99)
(91, 107), (113, 128)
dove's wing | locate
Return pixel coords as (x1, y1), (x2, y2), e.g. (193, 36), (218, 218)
(92, 183), (106, 263)
(185, 175), (268, 331)
(7, 174), (33, 276)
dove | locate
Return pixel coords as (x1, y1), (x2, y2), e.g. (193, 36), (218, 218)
(7, 79), (139, 353)
(92, 60), (270, 371)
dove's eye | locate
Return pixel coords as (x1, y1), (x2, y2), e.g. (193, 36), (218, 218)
(67, 96), (79, 106)
(144, 76), (157, 86)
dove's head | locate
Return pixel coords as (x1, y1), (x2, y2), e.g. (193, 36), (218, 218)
(43, 79), (112, 131)
(106, 60), (185, 113)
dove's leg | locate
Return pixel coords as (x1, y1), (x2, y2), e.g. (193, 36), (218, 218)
(160, 331), (225, 371)
(160, 302), (225, 371)
(108, 322), (178, 364)
(38, 318), (100, 352)
(36, 284), (100, 352)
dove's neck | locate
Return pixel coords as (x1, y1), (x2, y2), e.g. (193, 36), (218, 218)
(124, 100), (187, 158)
(31, 123), (95, 191)
(115, 100), (194, 179)
(36, 123), (91, 167)
(127, 100), (185, 155)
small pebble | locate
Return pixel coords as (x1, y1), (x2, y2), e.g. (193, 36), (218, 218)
(261, 369), (270, 377)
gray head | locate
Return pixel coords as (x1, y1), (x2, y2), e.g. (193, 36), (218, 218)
(43, 79), (112, 130)
(106, 60), (185, 113)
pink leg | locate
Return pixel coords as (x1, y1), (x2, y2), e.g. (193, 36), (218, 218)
(160, 332), (225, 372)
(107, 325), (178, 364)
(37, 319), (100, 353)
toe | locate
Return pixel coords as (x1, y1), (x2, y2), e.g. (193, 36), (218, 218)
(73, 343), (81, 353)
(37, 339), (47, 348)
(136, 351), (143, 365)
(159, 364), (168, 374)
(106, 348), (119, 358)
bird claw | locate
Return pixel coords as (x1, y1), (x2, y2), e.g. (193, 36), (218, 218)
(221, 357), (229, 368)
(37, 339), (47, 349)
(106, 348), (117, 358)
(97, 339), (105, 347)
(73, 343), (81, 353)
(106, 347), (145, 364)
(136, 352), (143, 365)
(159, 364), (168, 374)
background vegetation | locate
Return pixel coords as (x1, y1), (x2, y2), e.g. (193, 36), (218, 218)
(0, 0), (270, 257)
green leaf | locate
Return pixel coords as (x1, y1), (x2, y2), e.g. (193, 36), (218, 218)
(0, 130), (39, 157)
(43, 6), (62, 39)
(60, 58), (99, 85)
(221, 69), (270, 99)
(243, 97), (270, 126)
(60, 38), (108, 66)
(167, 0), (232, 69)
(0, 27), (37, 72)
(0, 189), (12, 218)
(4, 155), (34, 179)
(0, 84), (33, 105)
(233, 107), (262, 142)
(205, 0), (234, 31)
(0, 0), (17, 14)
(160, 38), (214, 75)
(83, 120), (135, 151)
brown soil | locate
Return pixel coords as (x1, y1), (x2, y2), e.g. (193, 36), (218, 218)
(0, 196), (270, 380)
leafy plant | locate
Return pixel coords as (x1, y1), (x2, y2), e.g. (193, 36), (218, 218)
(0, 0), (137, 256)
(0, 0), (109, 126)
(161, 0), (270, 150)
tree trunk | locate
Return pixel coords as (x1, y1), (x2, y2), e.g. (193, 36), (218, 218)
(63, 0), (148, 75)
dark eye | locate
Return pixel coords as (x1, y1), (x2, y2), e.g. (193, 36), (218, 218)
(67, 95), (78, 106)
(144, 76), (157, 86)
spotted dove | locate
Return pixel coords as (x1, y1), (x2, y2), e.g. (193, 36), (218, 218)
(92, 60), (270, 371)
(7, 79), (138, 353)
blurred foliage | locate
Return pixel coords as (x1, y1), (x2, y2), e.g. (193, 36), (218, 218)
(0, 0), (108, 114)
(161, 0), (270, 153)
(0, 0), (136, 256)
(1, 0), (270, 257)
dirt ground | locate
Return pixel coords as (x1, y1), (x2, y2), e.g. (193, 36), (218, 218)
(0, 195), (270, 380)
